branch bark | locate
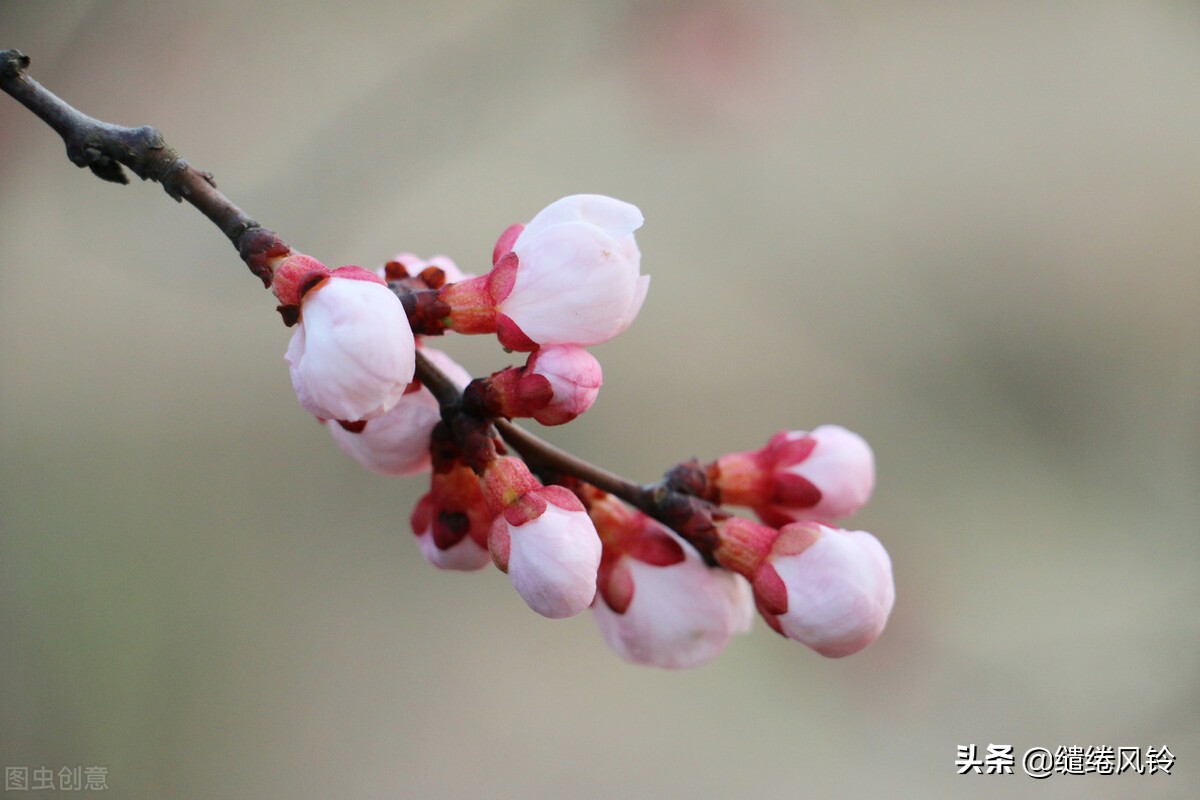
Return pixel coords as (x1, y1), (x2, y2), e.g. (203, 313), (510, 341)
(1, 48), (288, 286)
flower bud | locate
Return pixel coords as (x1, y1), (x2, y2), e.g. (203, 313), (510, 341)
(440, 195), (649, 350)
(463, 345), (603, 426)
(280, 258), (416, 423)
(410, 461), (492, 571)
(715, 518), (894, 658)
(482, 458), (601, 618)
(527, 345), (602, 425)
(326, 348), (470, 475)
(590, 496), (753, 668)
(760, 523), (894, 657)
(714, 425), (875, 524)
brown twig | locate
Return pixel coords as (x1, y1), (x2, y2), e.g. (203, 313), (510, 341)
(1, 48), (288, 286)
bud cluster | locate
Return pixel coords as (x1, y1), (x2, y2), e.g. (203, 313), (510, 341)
(268, 194), (894, 668)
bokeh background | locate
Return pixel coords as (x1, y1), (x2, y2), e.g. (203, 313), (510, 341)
(2, 2), (1197, 798)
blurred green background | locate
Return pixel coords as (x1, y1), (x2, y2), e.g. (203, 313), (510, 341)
(2, 2), (1197, 798)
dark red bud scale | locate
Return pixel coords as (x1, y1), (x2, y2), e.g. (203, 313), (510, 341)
(398, 288), (452, 337)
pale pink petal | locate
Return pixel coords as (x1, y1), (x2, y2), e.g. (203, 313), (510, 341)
(771, 527), (894, 658)
(724, 573), (756, 634)
(529, 345), (603, 425)
(770, 425), (875, 521)
(610, 274), (651, 338)
(415, 528), (492, 571)
(485, 195), (648, 347)
(324, 348), (469, 475)
(327, 394), (437, 475)
(506, 504), (601, 619)
(504, 223), (639, 345)
(518, 194), (644, 242)
(592, 548), (752, 669)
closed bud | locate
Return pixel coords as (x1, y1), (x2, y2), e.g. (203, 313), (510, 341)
(591, 495), (752, 668)
(714, 425), (875, 524)
(526, 345), (602, 425)
(440, 195), (649, 350)
(482, 458), (601, 618)
(464, 345), (602, 426)
(715, 518), (894, 658)
(382, 252), (471, 290)
(280, 259), (416, 423)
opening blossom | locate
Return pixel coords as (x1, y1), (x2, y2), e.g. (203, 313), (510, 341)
(274, 255), (416, 423)
(440, 194), (650, 351)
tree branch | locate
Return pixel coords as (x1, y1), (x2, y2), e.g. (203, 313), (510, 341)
(2, 47), (725, 559)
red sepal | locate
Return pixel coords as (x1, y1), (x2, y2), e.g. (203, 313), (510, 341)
(496, 314), (539, 352)
(270, 254), (330, 306)
(488, 516), (511, 571)
(599, 558), (635, 614)
(766, 432), (817, 467)
(504, 490), (548, 526)
(431, 510), (471, 551)
(753, 563), (789, 616)
(540, 484), (586, 513)
(773, 473), (822, 508)
(756, 597), (785, 636)
(627, 528), (686, 567)
(329, 264), (387, 285)
(492, 224), (524, 266)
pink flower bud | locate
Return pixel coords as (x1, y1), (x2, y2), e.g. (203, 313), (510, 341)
(483, 459), (601, 618)
(753, 522), (894, 658)
(282, 263), (416, 423)
(712, 517), (893, 657)
(715, 425), (875, 524)
(325, 348), (470, 475)
(410, 461), (492, 571)
(501, 195), (648, 348)
(591, 500), (753, 668)
(461, 345), (602, 425)
(440, 195), (650, 350)
(526, 345), (602, 425)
